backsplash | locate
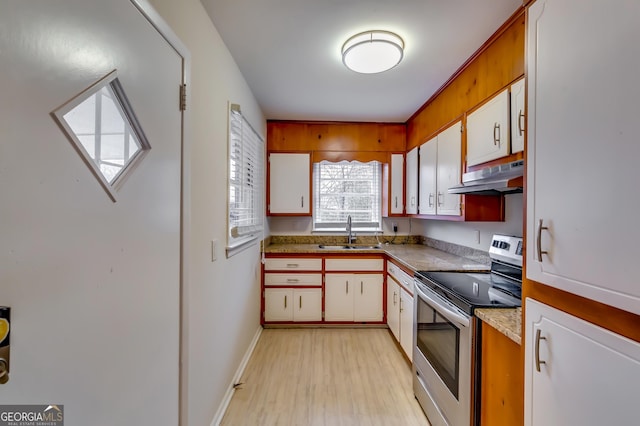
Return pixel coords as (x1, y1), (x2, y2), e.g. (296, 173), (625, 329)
(264, 235), (491, 266)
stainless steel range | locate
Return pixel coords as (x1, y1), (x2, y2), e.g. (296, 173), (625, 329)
(412, 234), (523, 426)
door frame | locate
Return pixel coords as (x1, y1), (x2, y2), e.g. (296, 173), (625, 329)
(129, 2), (191, 425)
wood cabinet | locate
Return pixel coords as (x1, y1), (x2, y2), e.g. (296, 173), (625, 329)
(526, 0), (640, 315)
(389, 153), (404, 215)
(387, 260), (414, 361)
(524, 299), (640, 426)
(510, 78), (525, 154)
(264, 288), (322, 322)
(480, 320), (522, 426)
(418, 121), (461, 216)
(405, 147), (418, 214)
(325, 274), (383, 322)
(466, 88), (510, 167)
(267, 152), (310, 215)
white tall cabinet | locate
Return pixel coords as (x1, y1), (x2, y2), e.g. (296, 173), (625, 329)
(525, 299), (640, 426)
(526, 0), (640, 315)
(268, 152), (310, 214)
(418, 121), (461, 216)
(389, 153), (404, 215)
(405, 147), (419, 214)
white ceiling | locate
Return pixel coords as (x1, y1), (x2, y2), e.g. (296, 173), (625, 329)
(200, 0), (522, 123)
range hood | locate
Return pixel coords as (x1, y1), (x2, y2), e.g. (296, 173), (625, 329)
(448, 159), (524, 195)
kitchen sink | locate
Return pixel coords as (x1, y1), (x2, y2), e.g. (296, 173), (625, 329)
(317, 244), (382, 250)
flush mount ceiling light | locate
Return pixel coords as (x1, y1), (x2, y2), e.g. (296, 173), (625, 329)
(341, 30), (404, 74)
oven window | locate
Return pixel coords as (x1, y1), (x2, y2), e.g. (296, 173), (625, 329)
(416, 295), (460, 398)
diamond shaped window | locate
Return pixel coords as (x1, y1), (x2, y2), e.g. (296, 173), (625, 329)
(53, 71), (150, 201)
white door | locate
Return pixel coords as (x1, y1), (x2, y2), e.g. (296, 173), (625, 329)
(526, 0), (640, 315)
(436, 121), (462, 216)
(390, 153), (404, 215)
(0, 1), (184, 424)
(325, 274), (354, 321)
(399, 287), (414, 361)
(510, 78), (525, 154)
(418, 137), (437, 215)
(466, 88), (510, 166)
(353, 274), (383, 322)
(525, 299), (640, 426)
(268, 153), (310, 214)
(387, 277), (400, 340)
(405, 147), (419, 214)
(264, 289), (294, 322)
(293, 289), (322, 322)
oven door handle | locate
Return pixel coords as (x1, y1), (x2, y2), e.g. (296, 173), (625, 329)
(415, 282), (471, 327)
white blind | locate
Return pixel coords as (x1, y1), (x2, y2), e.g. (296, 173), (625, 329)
(313, 160), (381, 230)
(228, 105), (264, 250)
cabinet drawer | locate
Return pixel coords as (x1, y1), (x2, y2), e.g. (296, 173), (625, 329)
(387, 261), (414, 294)
(264, 273), (322, 287)
(264, 258), (322, 271)
(325, 258), (384, 272)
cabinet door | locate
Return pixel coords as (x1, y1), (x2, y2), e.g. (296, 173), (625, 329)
(510, 78), (525, 154)
(390, 153), (404, 215)
(418, 137), (437, 215)
(264, 288), (293, 322)
(293, 288), (322, 322)
(525, 299), (640, 426)
(354, 274), (383, 322)
(436, 121), (461, 216)
(268, 153), (310, 214)
(399, 286), (414, 361)
(325, 274), (353, 321)
(387, 276), (400, 341)
(526, 0), (640, 315)
(466, 89), (510, 167)
(405, 147), (419, 214)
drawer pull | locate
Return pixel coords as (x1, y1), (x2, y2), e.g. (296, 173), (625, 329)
(286, 263), (299, 268)
(493, 122), (501, 145)
(286, 278), (300, 283)
(299, 295), (302, 309)
(518, 109), (525, 136)
(284, 295), (287, 309)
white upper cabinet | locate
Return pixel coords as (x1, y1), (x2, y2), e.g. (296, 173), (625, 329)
(268, 152), (310, 214)
(510, 78), (525, 154)
(436, 122), (462, 215)
(418, 136), (437, 216)
(526, 0), (640, 315)
(390, 153), (404, 215)
(466, 88), (510, 167)
(525, 299), (640, 426)
(405, 147), (419, 214)
(418, 122), (461, 216)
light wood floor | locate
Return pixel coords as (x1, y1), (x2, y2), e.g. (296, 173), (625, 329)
(221, 328), (430, 425)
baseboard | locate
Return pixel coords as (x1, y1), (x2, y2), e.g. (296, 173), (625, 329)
(209, 326), (263, 426)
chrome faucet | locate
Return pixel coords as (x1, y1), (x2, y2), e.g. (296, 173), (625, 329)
(346, 215), (356, 244)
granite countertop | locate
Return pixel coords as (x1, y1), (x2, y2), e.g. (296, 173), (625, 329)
(263, 243), (490, 273)
(475, 307), (522, 345)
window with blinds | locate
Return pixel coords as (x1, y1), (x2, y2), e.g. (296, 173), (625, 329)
(313, 160), (382, 231)
(228, 104), (264, 253)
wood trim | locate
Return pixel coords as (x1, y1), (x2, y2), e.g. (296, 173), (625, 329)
(311, 151), (389, 163)
(523, 280), (640, 343)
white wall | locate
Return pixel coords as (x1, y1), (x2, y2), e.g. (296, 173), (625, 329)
(147, 1), (265, 425)
(269, 193), (523, 250)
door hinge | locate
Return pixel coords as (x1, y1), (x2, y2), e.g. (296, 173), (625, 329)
(179, 84), (187, 111)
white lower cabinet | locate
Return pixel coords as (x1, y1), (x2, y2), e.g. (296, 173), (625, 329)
(387, 273), (414, 361)
(399, 286), (413, 361)
(325, 274), (383, 322)
(264, 288), (322, 322)
(525, 298), (640, 426)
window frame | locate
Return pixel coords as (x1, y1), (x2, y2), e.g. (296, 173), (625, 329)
(312, 160), (382, 232)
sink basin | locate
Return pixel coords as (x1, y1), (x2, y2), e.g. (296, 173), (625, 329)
(317, 244), (382, 250)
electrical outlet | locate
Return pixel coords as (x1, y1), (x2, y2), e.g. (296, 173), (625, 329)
(392, 222), (398, 233)
(474, 230), (480, 244)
